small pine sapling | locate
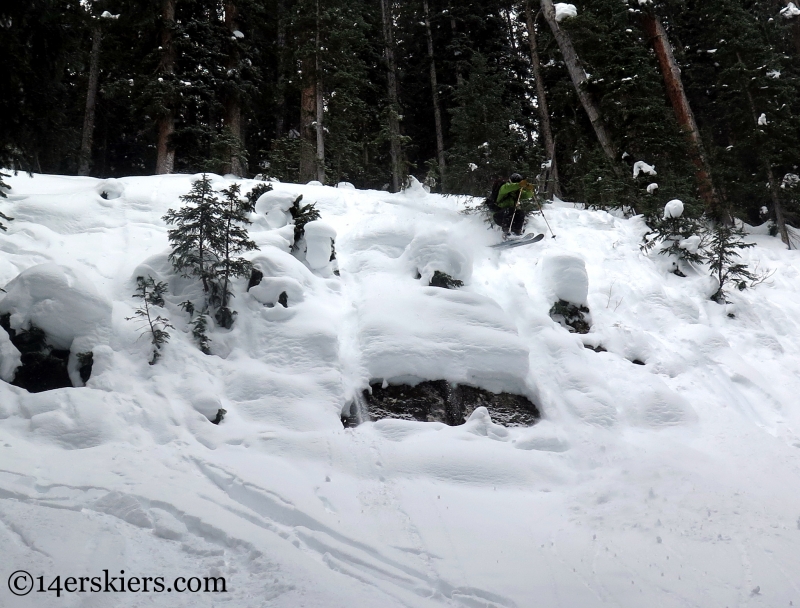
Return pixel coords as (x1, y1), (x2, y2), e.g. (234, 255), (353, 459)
(0, 171), (13, 231)
(246, 182), (273, 207)
(126, 276), (174, 364)
(190, 312), (212, 355)
(641, 201), (704, 276)
(703, 223), (756, 303)
(289, 194), (321, 248)
(163, 174), (223, 296)
(213, 183), (259, 328)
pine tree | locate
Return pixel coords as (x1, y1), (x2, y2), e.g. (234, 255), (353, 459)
(190, 312), (212, 355)
(163, 174), (222, 296)
(289, 194), (321, 247)
(213, 183), (258, 328)
(126, 276), (174, 365)
(704, 223), (756, 303)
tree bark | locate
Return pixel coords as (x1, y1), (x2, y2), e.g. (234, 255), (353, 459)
(223, 0), (244, 176)
(447, 1), (463, 87)
(155, 0), (176, 175)
(78, 25), (102, 176)
(380, 0), (403, 192)
(299, 61), (317, 182)
(275, 0), (287, 138)
(539, 0), (621, 176)
(314, 0), (325, 184)
(737, 53), (791, 248)
(524, 3), (561, 198)
(641, 13), (725, 220)
(423, 0), (446, 189)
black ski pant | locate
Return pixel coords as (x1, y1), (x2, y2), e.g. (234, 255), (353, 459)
(493, 208), (526, 235)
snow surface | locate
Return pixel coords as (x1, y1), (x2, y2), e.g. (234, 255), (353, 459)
(554, 3), (577, 22)
(1, 173), (800, 607)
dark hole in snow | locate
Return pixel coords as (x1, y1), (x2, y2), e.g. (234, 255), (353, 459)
(414, 271), (422, 280)
(278, 291), (288, 308)
(631, 359), (646, 366)
(1, 313), (91, 392)
(355, 380), (539, 427)
(247, 268), (263, 291)
(99, 191), (109, 200)
(211, 408), (227, 425)
(584, 344), (607, 353)
(673, 268), (687, 278)
(77, 351), (93, 384)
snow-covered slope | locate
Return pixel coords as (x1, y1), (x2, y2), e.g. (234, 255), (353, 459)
(1, 173), (800, 607)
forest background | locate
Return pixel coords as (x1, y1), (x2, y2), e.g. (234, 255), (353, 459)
(2, 0), (800, 240)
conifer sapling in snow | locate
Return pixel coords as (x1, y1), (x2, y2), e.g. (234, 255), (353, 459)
(163, 174), (221, 296)
(703, 223), (756, 303)
(641, 200), (704, 276)
(190, 312), (212, 355)
(289, 194), (321, 249)
(213, 183), (258, 329)
(126, 276), (174, 365)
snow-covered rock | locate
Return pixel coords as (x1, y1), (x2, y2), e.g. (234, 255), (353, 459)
(540, 254), (589, 305)
(303, 220), (337, 269)
(256, 190), (297, 229)
(664, 199), (684, 219)
(0, 263), (112, 351)
(401, 228), (472, 285)
(554, 3), (577, 21)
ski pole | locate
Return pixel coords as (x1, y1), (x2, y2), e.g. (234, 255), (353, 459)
(508, 186), (524, 235)
(539, 201), (556, 238)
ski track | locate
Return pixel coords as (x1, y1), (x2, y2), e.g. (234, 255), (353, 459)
(0, 174), (799, 606)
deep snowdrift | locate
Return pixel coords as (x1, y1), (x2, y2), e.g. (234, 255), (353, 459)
(1, 172), (799, 607)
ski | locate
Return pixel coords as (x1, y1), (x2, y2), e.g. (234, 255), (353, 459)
(489, 233), (545, 249)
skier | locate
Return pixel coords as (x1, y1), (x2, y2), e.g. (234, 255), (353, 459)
(492, 173), (535, 237)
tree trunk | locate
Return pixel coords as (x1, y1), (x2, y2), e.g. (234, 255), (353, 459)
(524, 3), (561, 198)
(155, 0), (176, 175)
(314, 0), (325, 184)
(275, 0), (287, 138)
(539, 0), (620, 176)
(641, 13), (724, 220)
(447, 1), (463, 87)
(299, 62), (316, 182)
(380, 0), (403, 192)
(737, 53), (791, 249)
(423, 0), (446, 189)
(223, 0), (244, 176)
(78, 25), (102, 176)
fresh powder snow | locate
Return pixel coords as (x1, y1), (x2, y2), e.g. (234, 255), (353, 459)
(1, 173), (800, 607)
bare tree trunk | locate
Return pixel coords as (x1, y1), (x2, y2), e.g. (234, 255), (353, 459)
(641, 13), (724, 219)
(78, 25), (102, 176)
(380, 0), (403, 192)
(447, 1), (463, 87)
(155, 0), (176, 175)
(540, 0), (620, 177)
(299, 62), (316, 182)
(275, 0), (287, 138)
(524, 2), (561, 198)
(423, 0), (446, 189)
(737, 54), (791, 248)
(223, 0), (244, 176)
(314, 0), (325, 184)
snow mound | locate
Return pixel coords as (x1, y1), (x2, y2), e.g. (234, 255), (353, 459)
(781, 2), (800, 18)
(664, 199), (684, 219)
(0, 329), (21, 382)
(540, 254), (589, 305)
(303, 220), (337, 269)
(358, 279), (529, 394)
(255, 190), (297, 229)
(554, 3), (577, 21)
(633, 160), (657, 178)
(0, 263), (112, 350)
(401, 228), (473, 285)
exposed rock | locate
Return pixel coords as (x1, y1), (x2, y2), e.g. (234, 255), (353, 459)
(247, 268), (264, 291)
(361, 380), (539, 427)
(549, 299), (591, 334)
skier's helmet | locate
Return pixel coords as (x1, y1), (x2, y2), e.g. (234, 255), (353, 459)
(510, 173), (523, 183)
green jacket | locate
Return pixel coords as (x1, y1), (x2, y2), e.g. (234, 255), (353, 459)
(496, 182), (534, 208)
